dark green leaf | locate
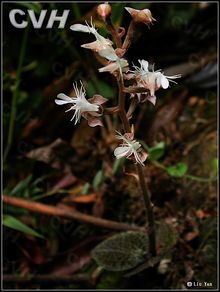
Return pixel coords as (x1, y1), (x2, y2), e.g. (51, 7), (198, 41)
(92, 170), (104, 191)
(91, 231), (149, 271)
(166, 162), (188, 177)
(211, 158), (218, 174)
(111, 4), (125, 25)
(3, 215), (44, 238)
(149, 142), (166, 161)
(113, 157), (126, 175)
(10, 175), (33, 196)
(82, 182), (90, 195)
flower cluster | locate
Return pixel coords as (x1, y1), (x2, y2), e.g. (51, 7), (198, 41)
(55, 5), (180, 166)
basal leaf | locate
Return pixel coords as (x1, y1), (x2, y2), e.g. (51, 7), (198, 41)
(91, 231), (149, 271)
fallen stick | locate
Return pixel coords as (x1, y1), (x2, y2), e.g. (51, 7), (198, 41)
(3, 195), (144, 232)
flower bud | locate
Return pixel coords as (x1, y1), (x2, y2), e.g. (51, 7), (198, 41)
(97, 3), (112, 21)
(125, 7), (156, 25)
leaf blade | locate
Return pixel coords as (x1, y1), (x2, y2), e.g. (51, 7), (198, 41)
(3, 215), (44, 239)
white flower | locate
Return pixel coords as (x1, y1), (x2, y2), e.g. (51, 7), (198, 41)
(132, 59), (181, 104)
(55, 81), (99, 125)
(114, 131), (148, 166)
(70, 19), (113, 54)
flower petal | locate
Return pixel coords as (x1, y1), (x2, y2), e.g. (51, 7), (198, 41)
(139, 151), (148, 163)
(160, 75), (169, 89)
(139, 59), (149, 72)
(55, 93), (73, 105)
(114, 146), (132, 159)
(147, 95), (156, 105)
(89, 94), (107, 105)
(124, 7), (138, 16)
(99, 62), (118, 73)
(166, 74), (181, 79)
(99, 48), (117, 61)
(70, 24), (91, 33)
(81, 41), (100, 51)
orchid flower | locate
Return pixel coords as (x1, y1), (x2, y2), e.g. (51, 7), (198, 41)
(114, 131), (148, 166)
(70, 19), (113, 55)
(55, 81), (107, 127)
(132, 59), (181, 105)
(125, 7), (156, 25)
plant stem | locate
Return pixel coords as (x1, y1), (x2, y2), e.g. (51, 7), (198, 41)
(116, 75), (157, 257)
(105, 18), (122, 48)
(121, 20), (136, 54)
(136, 164), (156, 256)
(3, 22), (29, 163)
(117, 77), (130, 132)
(185, 174), (217, 182)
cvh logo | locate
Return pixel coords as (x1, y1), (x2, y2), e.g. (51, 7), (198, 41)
(9, 9), (70, 28)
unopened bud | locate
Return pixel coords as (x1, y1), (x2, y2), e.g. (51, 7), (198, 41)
(125, 7), (156, 25)
(97, 3), (112, 21)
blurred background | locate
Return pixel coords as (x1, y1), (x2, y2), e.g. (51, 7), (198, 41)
(3, 2), (217, 289)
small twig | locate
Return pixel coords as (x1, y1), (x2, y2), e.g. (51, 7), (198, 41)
(3, 195), (144, 232)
